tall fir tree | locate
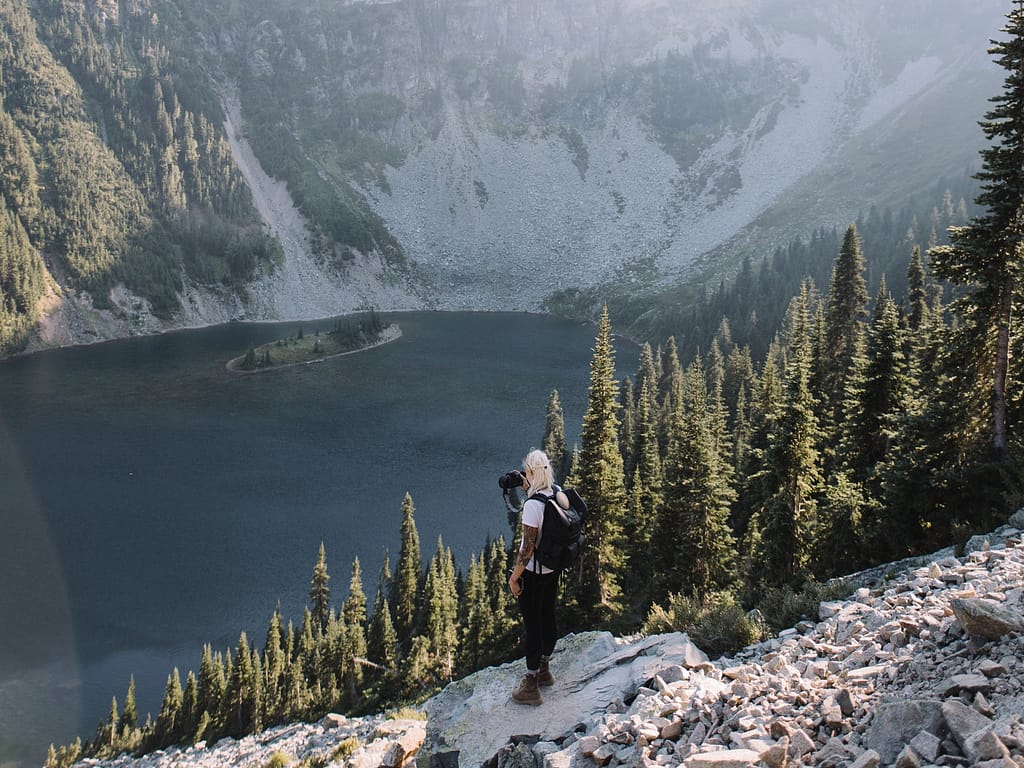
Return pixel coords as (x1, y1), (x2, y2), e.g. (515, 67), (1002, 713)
(657, 336), (684, 453)
(624, 375), (664, 604)
(574, 307), (628, 621)
(105, 697), (118, 747)
(341, 558), (368, 703)
(393, 492), (422, 647)
(541, 389), (569, 480)
(309, 542), (331, 633)
(118, 675), (137, 735)
(196, 645), (224, 736)
(420, 537), (459, 683)
(457, 553), (492, 674)
(929, 4), (1024, 457)
(181, 671), (199, 744)
(906, 244), (929, 332)
(753, 284), (823, 586)
(841, 280), (911, 486)
(366, 550), (397, 684)
(154, 668), (184, 748)
(483, 536), (517, 651)
(222, 633), (258, 737)
(366, 596), (399, 680)
(822, 224), (870, 433)
(263, 608), (286, 724)
(657, 359), (736, 596)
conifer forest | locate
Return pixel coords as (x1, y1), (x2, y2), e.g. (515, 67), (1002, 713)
(38, 4), (1024, 767)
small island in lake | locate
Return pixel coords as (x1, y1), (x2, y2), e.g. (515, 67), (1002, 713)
(227, 312), (400, 372)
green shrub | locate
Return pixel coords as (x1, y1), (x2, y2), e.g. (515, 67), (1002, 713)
(331, 737), (360, 762)
(754, 578), (850, 633)
(642, 590), (767, 656)
(386, 706), (426, 721)
(265, 752), (296, 768)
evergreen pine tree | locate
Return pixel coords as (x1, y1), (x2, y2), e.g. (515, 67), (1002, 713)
(393, 492), (422, 647)
(420, 537), (459, 683)
(657, 336), (684, 453)
(222, 633), (257, 737)
(484, 536), (516, 650)
(842, 281), (910, 485)
(309, 542), (331, 633)
(733, 341), (782, 547)
(625, 375), (664, 603)
(366, 596), (400, 689)
(929, 4), (1024, 456)
(181, 672), (199, 742)
(754, 284), (823, 586)
(575, 306), (628, 621)
(342, 558), (368, 702)
(263, 608), (286, 723)
(106, 697), (118, 747)
(119, 675), (138, 734)
(457, 553), (491, 673)
(657, 360), (736, 596)
(154, 668), (184, 748)
(823, 224), (870, 430)
(814, 470), (867, 579)
(541, 389), (569, 480)
(366, 550), (396, 683)
(906, 244), (929, 332)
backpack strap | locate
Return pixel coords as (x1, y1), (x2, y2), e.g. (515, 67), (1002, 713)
(527, 491), (556, 575)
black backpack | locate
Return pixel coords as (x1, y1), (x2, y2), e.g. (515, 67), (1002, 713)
(531, 486), (587, 572)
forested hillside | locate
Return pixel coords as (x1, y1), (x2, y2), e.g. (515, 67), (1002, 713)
(0, 0), (276, 353)
(581, 170), (980, 364)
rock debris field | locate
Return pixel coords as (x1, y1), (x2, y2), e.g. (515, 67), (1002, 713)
(76, 509), (1024, 768)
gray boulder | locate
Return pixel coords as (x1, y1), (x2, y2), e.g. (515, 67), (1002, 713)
(950, 598), (1024, 640)
(863, 700), (945, 764)
(942, 699), (995, 753)
(1008, 507), (1024, 529)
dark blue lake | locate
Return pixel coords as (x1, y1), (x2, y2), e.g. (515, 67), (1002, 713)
(0, 311), (637, 767)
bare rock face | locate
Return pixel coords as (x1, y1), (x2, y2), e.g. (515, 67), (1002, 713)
(423, 631), (711, 768)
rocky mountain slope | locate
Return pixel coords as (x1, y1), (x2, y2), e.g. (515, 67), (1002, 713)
(315, 0), (1005, 307)
(7, 0), (1010, 351)
(73, 507), (1024, 768)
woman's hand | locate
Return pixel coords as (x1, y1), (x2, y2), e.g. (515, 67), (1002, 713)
(509, 574), (522, 597)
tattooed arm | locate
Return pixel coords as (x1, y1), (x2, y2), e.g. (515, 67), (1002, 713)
(509, 525), (539, 596)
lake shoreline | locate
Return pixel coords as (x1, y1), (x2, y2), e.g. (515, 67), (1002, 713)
(3, 308), (592, 364)
(224, 323), (403, 374)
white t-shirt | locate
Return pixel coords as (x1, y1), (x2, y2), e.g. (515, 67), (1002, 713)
(521, 489), (555, 574)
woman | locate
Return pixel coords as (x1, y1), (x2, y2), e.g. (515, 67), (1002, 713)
(507, 448), (564, 705)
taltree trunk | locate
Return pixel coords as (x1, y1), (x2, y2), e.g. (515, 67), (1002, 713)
(992, 284), (1012, 452)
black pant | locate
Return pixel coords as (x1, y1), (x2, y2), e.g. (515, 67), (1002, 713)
(518, 569), (559, 671)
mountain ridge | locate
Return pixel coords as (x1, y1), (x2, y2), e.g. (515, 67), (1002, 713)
(2, 0), (1010, 353)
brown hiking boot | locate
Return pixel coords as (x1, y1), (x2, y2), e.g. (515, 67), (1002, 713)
(537, 659), (554, 687)
(511, 673), (543, 705)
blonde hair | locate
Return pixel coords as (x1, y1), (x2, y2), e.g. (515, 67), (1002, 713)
(522, 448), (555, 495)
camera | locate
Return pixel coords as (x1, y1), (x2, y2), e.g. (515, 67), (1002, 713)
(498, 469), (525, 490)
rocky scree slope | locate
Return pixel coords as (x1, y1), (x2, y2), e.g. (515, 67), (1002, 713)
(75, 507), (1024, 768)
